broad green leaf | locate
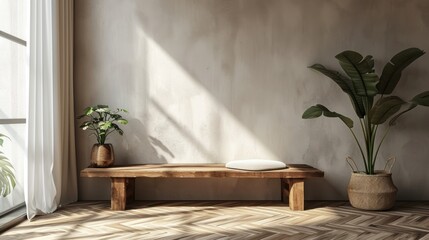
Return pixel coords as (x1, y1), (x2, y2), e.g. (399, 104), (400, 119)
(84, 106), (94, 115)
(303, 104), (353, 128)
(9, 174), (16, 188)
(389, 103), (417, 126)
(78, 104), (128, 144)
(117, 119), (128, 125)
(0, 159), (13, 169)
(309, 64), (365, 117)
(411, 91), (429, 106)
(0, 133), (14, 197)
(389, 91), (429, 125)
(99, 121), (112, 130)
(369, 96), (406, 124)
(117, 108), (128, 113)
(302, 105), (323, 119)
(317, 104), (354, 128)
(0, 133), (9, 139)
(79, 121), (92, 129)
(118, 129), (124, 135)
(95, 108), (109, 113)
(0, 174), (7, 196)
(336, 51), (375, 73)
(360, 55), (375, 73)
(111, 124), (124, 135)
(335, 51), (379, 97)
(77, 107), (93, 119)
(378, 48), (425, 94)
(111, 114), (121, 120)
(0, 156), (16, 197)
(3, 167), (15, 178)
(0, 134), (9, 148)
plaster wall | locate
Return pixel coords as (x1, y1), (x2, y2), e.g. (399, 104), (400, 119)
(74, 0), (429, 201)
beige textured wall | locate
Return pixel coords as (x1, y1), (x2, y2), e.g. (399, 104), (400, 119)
(74, 0), (429, 201)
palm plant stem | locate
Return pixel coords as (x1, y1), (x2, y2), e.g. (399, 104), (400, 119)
(373, 126), (391, 169)
(347, 127), (368, 173)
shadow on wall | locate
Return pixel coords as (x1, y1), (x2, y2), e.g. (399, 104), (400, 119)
(150, 99), (219, 162)
(121, 118), (173, 164)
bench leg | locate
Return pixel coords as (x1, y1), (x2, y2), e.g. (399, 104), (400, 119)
(111, 177), (135, 211)
(281, 178), (304, 211)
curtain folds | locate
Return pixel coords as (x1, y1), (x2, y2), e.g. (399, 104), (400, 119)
(26, 0), (77, 220)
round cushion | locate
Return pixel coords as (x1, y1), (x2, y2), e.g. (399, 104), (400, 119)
(225, 159), (287, 171)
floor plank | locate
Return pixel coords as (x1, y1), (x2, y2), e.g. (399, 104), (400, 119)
(1, 201), (429, 240)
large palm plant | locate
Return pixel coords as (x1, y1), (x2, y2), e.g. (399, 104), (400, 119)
(0, 133), (16, 197)
(303, 48), (429, 175)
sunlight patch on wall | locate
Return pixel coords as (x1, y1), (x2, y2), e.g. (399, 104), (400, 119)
(145, 37), (278, 163)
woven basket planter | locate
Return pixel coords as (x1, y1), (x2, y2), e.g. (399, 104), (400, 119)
(347, 171), (397, 210)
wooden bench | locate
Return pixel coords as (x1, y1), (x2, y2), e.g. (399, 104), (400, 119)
(80, 164), (324, 211)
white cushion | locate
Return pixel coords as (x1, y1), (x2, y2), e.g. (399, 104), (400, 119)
(225, 159), (286, 171)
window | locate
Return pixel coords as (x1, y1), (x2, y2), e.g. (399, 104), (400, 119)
(0, 0), (28, 216)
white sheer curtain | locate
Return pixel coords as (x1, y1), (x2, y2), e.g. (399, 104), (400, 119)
(26, 0), (77, 220)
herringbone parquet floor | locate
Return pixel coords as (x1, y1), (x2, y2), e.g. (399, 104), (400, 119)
(1, 201), (429, 240)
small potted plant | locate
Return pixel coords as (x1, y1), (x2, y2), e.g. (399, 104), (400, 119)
(78, 105), (128, 167)
(0, 133), (16, 197)
(302, 48), (429, 210)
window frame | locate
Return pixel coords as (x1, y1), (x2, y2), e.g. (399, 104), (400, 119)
(0, 25), (27, 222)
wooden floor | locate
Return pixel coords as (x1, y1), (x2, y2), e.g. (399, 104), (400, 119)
(2, 201), (429, 240)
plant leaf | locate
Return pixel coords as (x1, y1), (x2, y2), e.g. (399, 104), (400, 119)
(99, 121), (112, 131)
(117, 119), (128, 125)
(0, 133), (10, 139)
(0, 144), (16, 197)
(302, 105), (323, 118)
(79, 121), (92, 128)
(389, 103), (417, 126)
(369, 96), (406, 125)
(303, 104), (353, 128)
(389, 91), (429, 125)
(0, 134), (10, 148)
(95, 107), (109, 113)
(111, 114), (121, 120)
(378, 48), (425, 94)
(309, 64), (365, 118)
(78, 104), (128, 144)
(335, 51), (379, 97)
(411, 91), (429, 106)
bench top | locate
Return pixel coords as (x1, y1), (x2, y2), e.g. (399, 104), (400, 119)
(80, 164), (324, 178)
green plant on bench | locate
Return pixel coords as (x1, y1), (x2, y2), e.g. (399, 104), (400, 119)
(78, 104), (128, 167)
